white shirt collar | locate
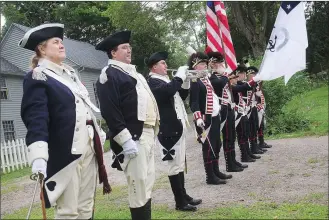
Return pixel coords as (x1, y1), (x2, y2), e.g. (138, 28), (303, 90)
(149, 72), (171, 82)
(38, 58), (74, 76)
(108, 59), (137, 74)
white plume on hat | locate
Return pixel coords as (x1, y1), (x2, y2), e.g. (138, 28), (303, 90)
(186, 46), (196, 55)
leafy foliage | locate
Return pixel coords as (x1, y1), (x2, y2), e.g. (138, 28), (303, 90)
(55, 2), (115, 45)
(305, 2), (329, 75)
(248, 57), (321, 136)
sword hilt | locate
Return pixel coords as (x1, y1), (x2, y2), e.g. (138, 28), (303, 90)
(30, 172), (45, 182)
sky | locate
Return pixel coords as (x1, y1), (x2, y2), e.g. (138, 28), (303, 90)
(1, 14), (5, 31)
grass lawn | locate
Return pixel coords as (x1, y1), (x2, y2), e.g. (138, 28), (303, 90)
(104, 139), (111, 153)
(267, 86), (328, 139)
(1, 166), (30, 185)
(3, 185), (328, 219)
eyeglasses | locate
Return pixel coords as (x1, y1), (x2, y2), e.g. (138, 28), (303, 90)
(120, 45), (132, 51)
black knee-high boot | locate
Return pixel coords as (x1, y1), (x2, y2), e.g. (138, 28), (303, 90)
(179, 172), (202, 206)
(224, 149), (244, 172)
(130, 198), (152, 220)
(239, 142), (256, 162)
(168, 174), (196, 211)
(231, 147), (248, 168)
(212, 159), (233, 179)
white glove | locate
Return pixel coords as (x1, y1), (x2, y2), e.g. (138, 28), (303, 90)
(217, 66), (226, 74)
(175, 66), (188, 81)
(122, 139), (139, 159)
(255, 91), (262, 97)
(32, 158), (47, 179)
(181, 78), (190, 89)
(252, 75), (261, 82)
(196, 118), (205, 128)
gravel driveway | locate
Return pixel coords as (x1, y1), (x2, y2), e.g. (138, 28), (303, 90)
(1, 126), (328, 217)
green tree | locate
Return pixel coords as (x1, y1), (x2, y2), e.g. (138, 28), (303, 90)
(226, 1), (279, 58)
(305, 1), (329, 75)
(1, 2), (171, 75)
(0, 2), (63, 36)
(100, 2), (170, 74)
(55, 2), (114, 45)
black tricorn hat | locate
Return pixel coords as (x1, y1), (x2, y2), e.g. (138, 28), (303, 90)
(18, 23), (64, 51)
(207, 51), (224, 63)
(188, 52), (208, 70)
(95, 30), (131, 52)
(246, 66), (259, 75)
(234, 65), (248, 74)
(145, 51), (168, 68)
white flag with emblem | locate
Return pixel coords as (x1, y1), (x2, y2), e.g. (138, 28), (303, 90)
(255, 1), (308, 84)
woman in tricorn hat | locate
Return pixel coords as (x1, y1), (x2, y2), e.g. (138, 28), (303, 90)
(20, 23), (110, 219)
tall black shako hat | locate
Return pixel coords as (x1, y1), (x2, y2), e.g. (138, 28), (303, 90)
(207, 51), (224, 63)
(18, 23), (64, 51)
(145, 51), (168, 68)
(186, 46), (208, 70)
(95, 30), (131, 52)
(246, 66), (259, 75)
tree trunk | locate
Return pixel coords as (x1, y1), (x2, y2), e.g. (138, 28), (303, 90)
(251, 42), (266, 58)
(228, 2), (272, 58)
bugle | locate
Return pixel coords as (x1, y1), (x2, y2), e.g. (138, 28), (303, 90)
(167, 68), (211, 79)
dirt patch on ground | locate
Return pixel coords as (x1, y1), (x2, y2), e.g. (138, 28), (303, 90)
(1, 126), (328, 217)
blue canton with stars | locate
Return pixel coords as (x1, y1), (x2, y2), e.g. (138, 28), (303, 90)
(281, 1), (300, 14)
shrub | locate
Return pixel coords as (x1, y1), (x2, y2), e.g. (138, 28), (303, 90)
(248, 57), (316, 136)
(265, 109), (311, 136)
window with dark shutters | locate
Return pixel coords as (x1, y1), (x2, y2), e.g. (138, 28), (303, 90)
(2, 120), (16, 142)
(0, 76), (8, 100)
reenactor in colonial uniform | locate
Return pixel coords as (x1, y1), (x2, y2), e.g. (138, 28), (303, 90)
(207, 52), (247, 172)
(20, 23), (111, 219)
(146, 51), (202, 211)
(246, 67), (267, 154)
(189, 50), (231, 185)
(95, 30), (159, 220)
(231, 66), (261, 162)
(254, 75), (273, 150)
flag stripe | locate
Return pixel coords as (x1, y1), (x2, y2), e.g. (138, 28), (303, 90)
(206, 1), (223, 53)
(215, 1), (237, 72)
(206, 1), (237, 74)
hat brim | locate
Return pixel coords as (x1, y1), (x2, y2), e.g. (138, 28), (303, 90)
(147, 51), (168, 67)
(95, 30), (131, 52)
(19, 23), (64, 51)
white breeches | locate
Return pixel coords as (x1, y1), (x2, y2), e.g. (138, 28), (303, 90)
(54, 138), (97, 219)
(167, 132), (186, 176)
(124, 127), (156, 208)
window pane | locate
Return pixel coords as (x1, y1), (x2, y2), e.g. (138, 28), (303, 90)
(2, 120), (16, 142)
(4, 132), (15, 142)
(0, 91), (8, 100)
(0, 76), (6, 88)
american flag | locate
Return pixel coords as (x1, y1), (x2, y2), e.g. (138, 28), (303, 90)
(205, 1), (237, 73)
